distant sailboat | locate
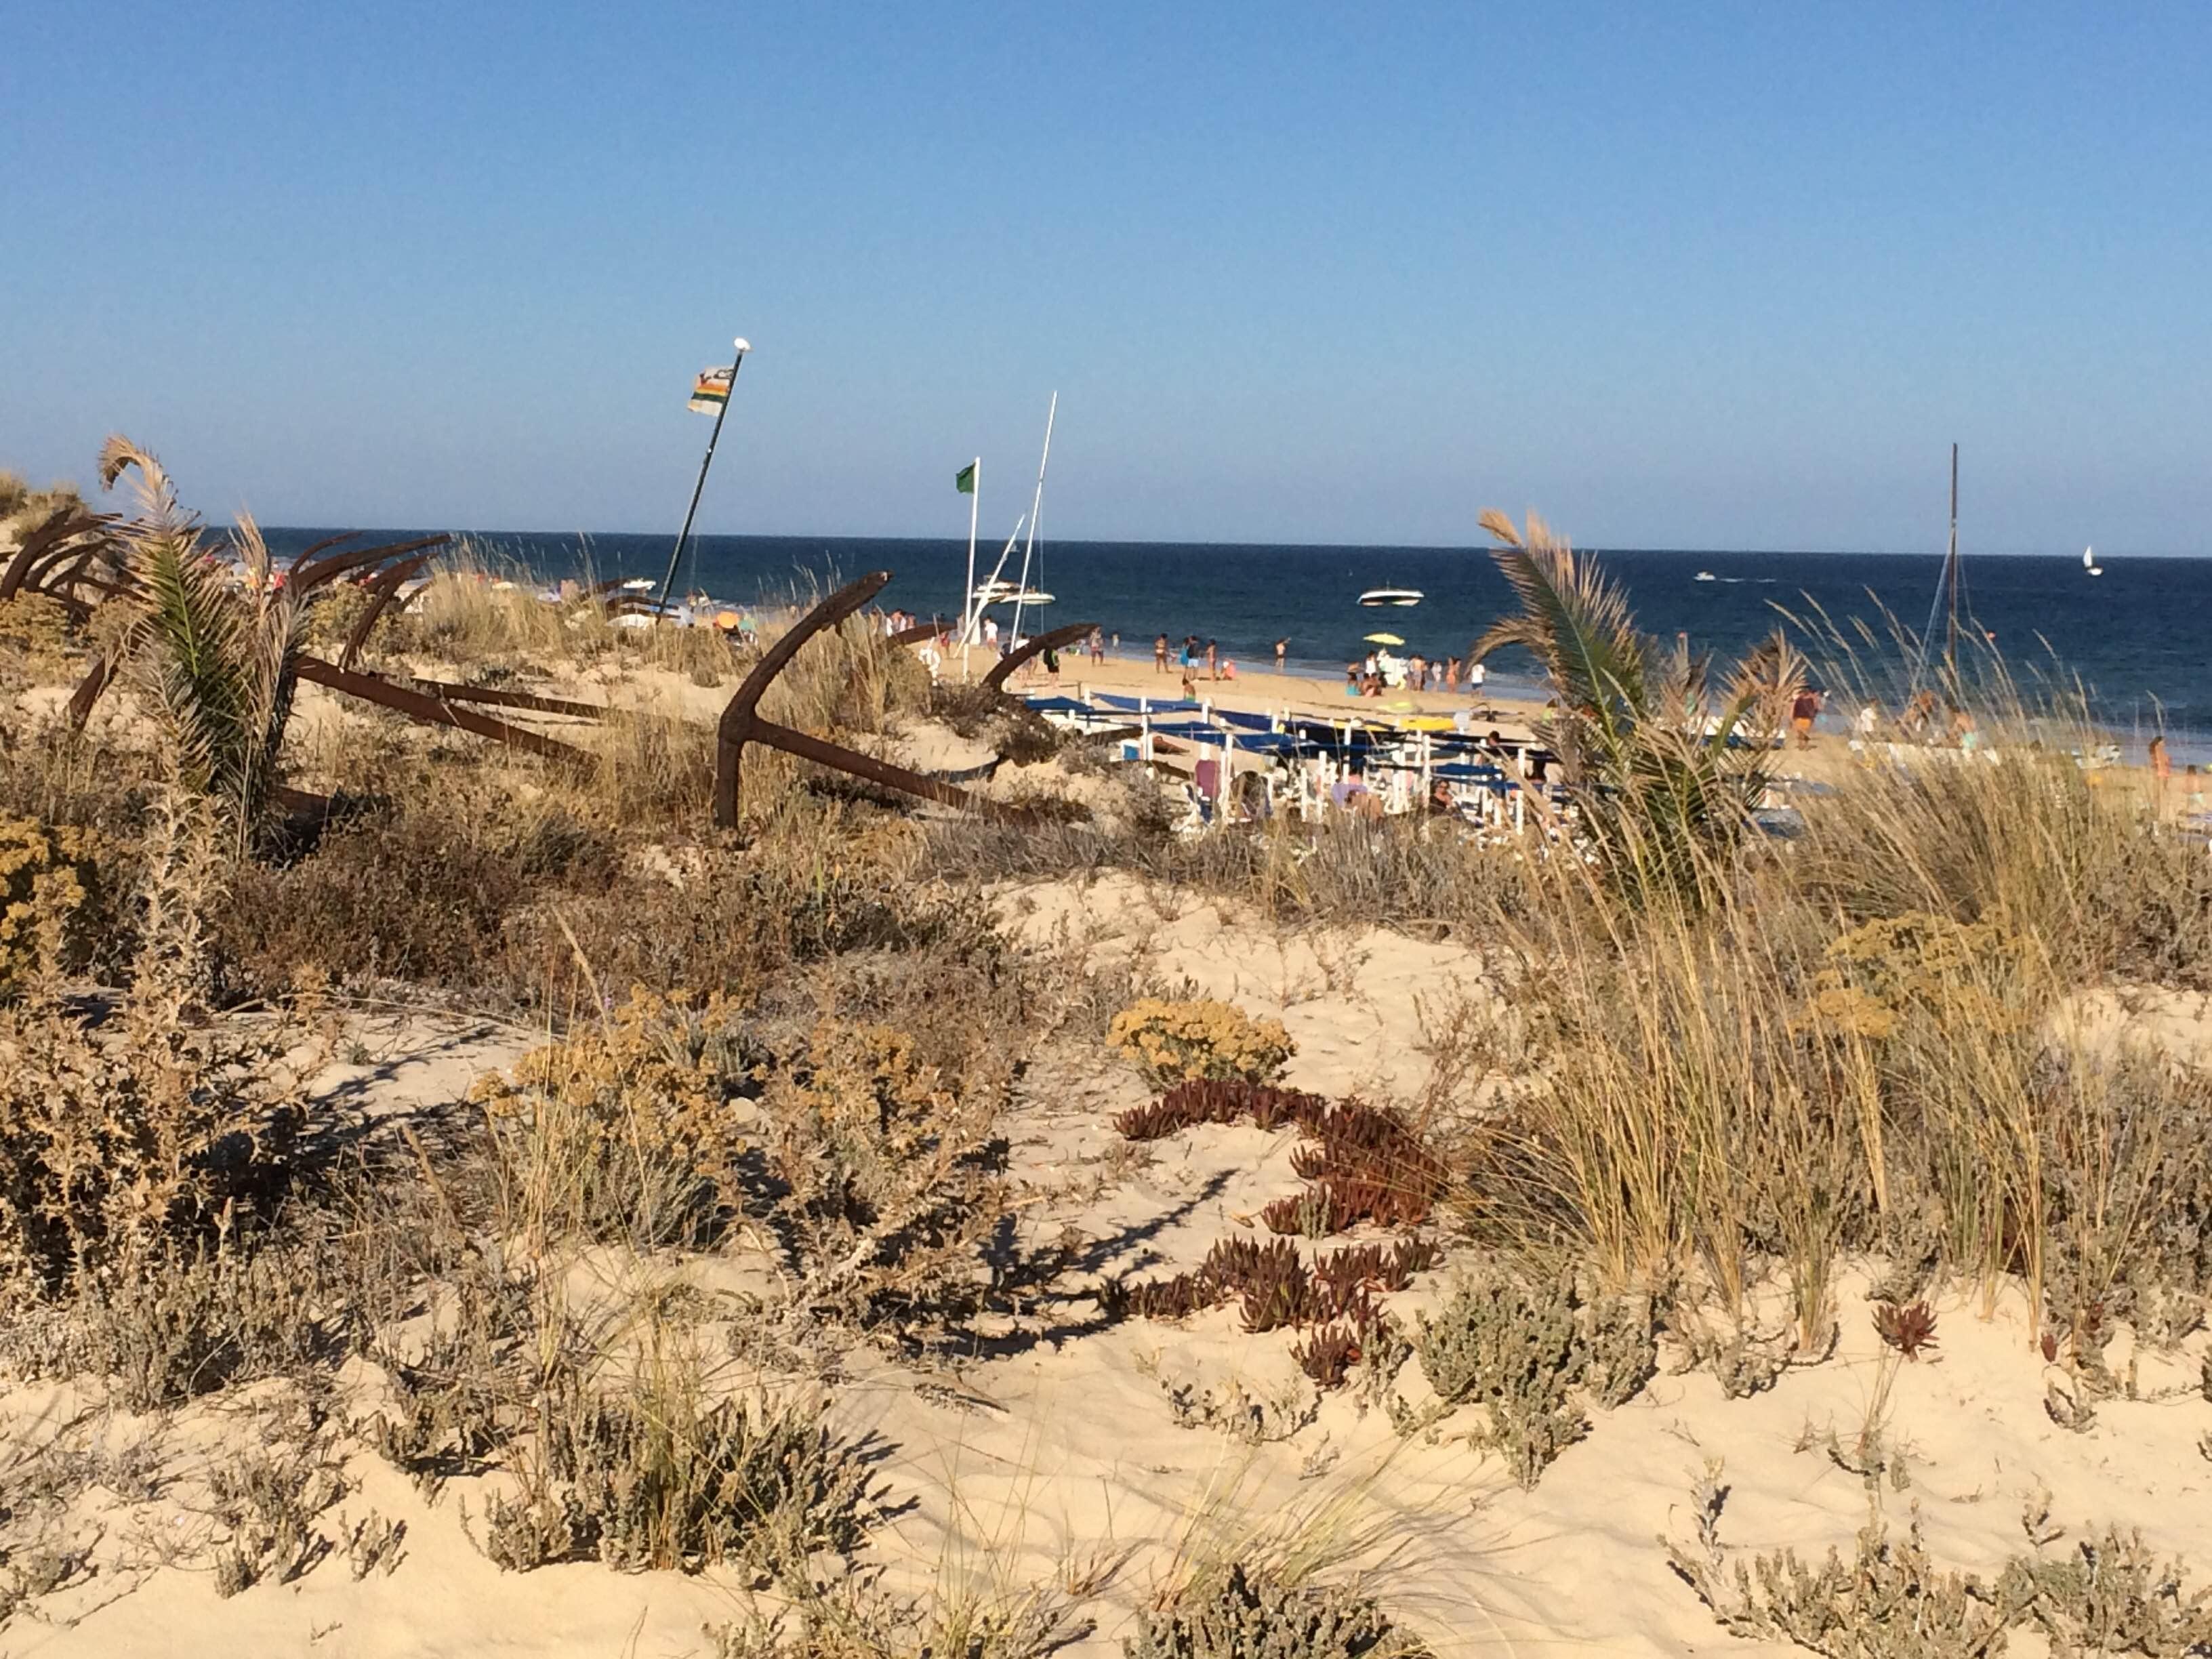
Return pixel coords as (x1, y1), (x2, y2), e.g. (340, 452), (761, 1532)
(1909, 443), (1969, 692)
(2083, 545), (2104, 577)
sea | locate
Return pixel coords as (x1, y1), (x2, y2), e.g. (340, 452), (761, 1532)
(259, 529), (2211, 757)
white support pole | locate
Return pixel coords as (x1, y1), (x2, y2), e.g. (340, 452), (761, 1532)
(964, 515), (1027, 664)
(1008, 392), (1057, 653)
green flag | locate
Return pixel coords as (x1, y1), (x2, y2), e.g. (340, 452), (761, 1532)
(955, 462), (977, 494)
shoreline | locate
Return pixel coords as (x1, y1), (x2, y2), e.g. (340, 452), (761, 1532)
(998, 646), (1554, 745)
(982, 641), (2208, 818)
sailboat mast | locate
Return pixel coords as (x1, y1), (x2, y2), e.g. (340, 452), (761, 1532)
(1944, 442), (1960, 669)
(1008, 392), (1057, 651)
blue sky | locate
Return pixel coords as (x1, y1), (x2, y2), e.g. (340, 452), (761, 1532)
(4, 3), (2207, 552)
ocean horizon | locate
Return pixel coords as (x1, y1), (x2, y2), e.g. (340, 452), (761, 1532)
(259, 528), (2212, 752)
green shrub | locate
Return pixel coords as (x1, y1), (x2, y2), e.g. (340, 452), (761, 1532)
(1125, 1565), (1426, 1659)
(1410, 1267), (1655, 1487)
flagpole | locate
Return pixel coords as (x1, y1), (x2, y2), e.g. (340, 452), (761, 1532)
(960, 456), (980, 679)
(655, 337), (750, 613)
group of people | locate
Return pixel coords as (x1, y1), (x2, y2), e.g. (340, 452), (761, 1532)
(1154, 634), (1241, 695)
(878, 608), (928, 638)
(1343, 652), (1486, 699)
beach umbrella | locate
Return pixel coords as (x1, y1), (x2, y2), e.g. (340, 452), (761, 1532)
(1364, 632), (1405, 646)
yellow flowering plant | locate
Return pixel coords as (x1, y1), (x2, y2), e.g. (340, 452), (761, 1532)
(1107, 996), (1294, 1086)
(1799, 909), (2024, 1040)
(0, 814), (102, 999)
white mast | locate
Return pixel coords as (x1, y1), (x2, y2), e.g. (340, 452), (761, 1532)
(1008, 392), (1057, 653)
(968, 516), (1028, 647)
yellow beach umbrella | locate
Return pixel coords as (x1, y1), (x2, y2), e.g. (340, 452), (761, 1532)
(1363, 632), (1405, 646)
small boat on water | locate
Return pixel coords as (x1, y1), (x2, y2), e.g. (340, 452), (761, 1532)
(1694, 571), (1718, 582)
(2083, 546), (2104, 577)
(972, 578), (1054, 606)
(1357, 586), (1424, 608)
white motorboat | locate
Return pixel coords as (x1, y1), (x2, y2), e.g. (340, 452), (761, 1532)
(1357, 586), (1424, 608)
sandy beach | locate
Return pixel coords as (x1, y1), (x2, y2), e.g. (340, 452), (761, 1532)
(1039, 647), (1551, 737)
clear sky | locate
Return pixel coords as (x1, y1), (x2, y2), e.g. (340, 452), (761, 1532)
(4, 3), (2207, 553)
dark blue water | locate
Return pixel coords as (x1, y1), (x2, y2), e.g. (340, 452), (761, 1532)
(260, 529), (2210, 747)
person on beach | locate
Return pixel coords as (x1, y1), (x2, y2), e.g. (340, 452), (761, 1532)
(1344, 666), (1361, 699)
(1409, 654), (1427, 692)
(1856, 701), (1880, 740)
(1221, 657), (1237, 680)
(1469, 659), (1486, 699)
(1274, 638), (1289, 673)
(1087, 626), (1105, 664)
(1206, 639), (1219, 680)
(983, 616), (1000, 649)
(1181, 663), (1198, 700)
(1791, 687), (1822, 748)
(1154, 633), (1170, 674)
(2152, 735), (2173, 804)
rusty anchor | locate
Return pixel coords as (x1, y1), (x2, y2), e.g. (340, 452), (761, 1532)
(715, 571), (1050, 827)
(981, 619), (1097, 692)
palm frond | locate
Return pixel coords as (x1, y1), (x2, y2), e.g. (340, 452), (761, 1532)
(1470, 511), (1651, 782)
(1725, 630), (1808, 751)
(1470, 508), (1806, 908)
(228, 516), (311, 842)
(1476, 507), (1525, 549)
(134, 527), (252, 798)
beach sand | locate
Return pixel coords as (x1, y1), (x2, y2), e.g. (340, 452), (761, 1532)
(14, 893), (2212, 1658)
(1020, 647), (1551, 739)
